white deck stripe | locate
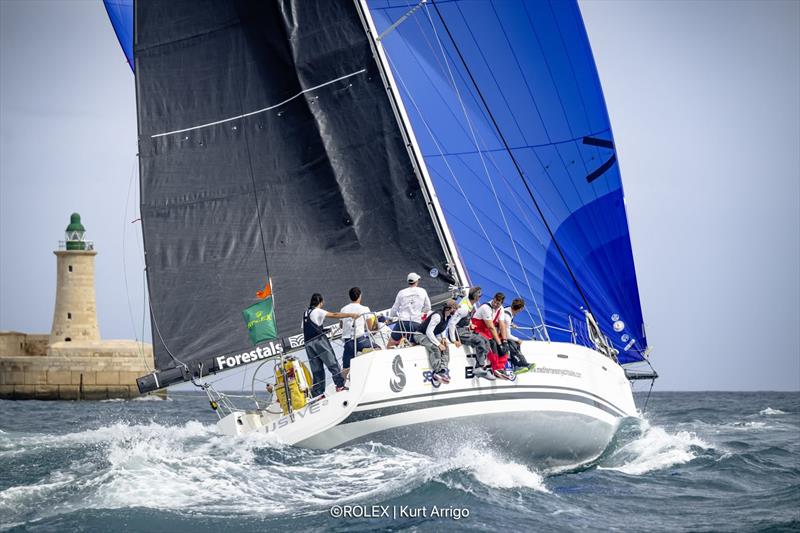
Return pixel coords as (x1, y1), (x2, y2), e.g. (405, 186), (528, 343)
(150, 69), (367, 138)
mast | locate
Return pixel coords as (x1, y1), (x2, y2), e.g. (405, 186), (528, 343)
(354, 0), (469, 288)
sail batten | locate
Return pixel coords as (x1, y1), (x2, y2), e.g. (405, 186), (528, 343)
(149, 69), (368, 139)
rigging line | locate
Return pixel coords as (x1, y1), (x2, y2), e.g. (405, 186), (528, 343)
(384, 22), (566, 248)
(406, 0), (452, 83)
(203, 361), (253, 386)
(384, 5), (557, 235)
(377, 0), (427, 41)
(430, 0), (595, 319)
(482, 2), (601, 225)
(121, 156), (151, 372)
(428, 203), (536, 285)
(407, 0), (597, 243)
(477, 149), (552, 251)
(389, 3), (580, 235)
(641, 360), (656, 413)
(241, 351), (249, 391)
(518, 1), (623, 272)
(147, 296), (200, 387)
(406, 10), (600, 307)
(409, 0), (590, 214)
(386, 54), (526, 306)
(453, 2), (528, 146)
(418, 5), (533, 286)
(460, 2), (617, 275)
(421, 4), (546, 336)
(447, 156), (545, 327)
(121, 158), (141, 340)
(150, 69), (367, 138)
(453, 137), (573, 322)
(141, 269), (148, 370)
(235, 54), (273, 319)
(431, 154), (546, 256)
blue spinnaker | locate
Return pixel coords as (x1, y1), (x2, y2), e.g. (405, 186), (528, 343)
(368, 0), (648, 363)
(103, 0), (134, 71)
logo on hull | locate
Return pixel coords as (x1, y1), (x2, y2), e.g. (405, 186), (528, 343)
(389, 354), (406, 393)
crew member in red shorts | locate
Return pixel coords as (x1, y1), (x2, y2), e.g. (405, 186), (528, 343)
(470, 292), (511, 380)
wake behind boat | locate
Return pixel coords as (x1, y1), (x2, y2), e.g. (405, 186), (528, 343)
(104, 0), (658, 465)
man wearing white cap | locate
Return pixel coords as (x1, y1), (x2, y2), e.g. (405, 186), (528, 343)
(387, 272), (431, 348)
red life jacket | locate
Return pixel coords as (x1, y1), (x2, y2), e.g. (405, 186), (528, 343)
(471, 304), (501, 340)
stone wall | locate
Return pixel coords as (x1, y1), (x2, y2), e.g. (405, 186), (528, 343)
(0, 332), (50, 357)
(25, 335), (49, 356)
(0, 339), (155, 400)
(0, 332), (26, 357)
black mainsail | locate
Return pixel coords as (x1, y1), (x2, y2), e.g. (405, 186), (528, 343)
(134, 0), (457, 392)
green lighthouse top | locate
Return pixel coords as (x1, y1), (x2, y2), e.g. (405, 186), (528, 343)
(65, 213), (87, 250)
(66, 213), (85, 233)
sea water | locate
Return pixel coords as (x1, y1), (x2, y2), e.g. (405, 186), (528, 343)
(0, 391), (797, 532)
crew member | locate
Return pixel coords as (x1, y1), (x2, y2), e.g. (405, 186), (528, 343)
(500, 298), (534, 373)
(303, 293), (359, 398)
(387, 272), (431, 347)
(339, 287), (378, 381)
(416, 299), (457, 385)
(448, 286), (493, 380)
(471, 292), (511, 380)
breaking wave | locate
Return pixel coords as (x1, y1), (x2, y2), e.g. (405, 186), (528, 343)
(448, 446), (548, 492)
(0, 419), (547, 527)
(597, 418), (715, 475)
(759, 407), (786, 416)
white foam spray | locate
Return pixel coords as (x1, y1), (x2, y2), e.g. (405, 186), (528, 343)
(598, 419), (714, 475)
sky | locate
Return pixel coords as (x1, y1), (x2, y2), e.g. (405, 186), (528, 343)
(0, 0), (798, 391)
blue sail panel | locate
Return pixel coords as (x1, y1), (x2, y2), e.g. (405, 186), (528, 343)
(103, 0), (134, 71)
(368, 0), (648, 363)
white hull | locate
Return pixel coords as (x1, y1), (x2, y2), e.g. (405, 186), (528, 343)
(217, 340), (638, 467)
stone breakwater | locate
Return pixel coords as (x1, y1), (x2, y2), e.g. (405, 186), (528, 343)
(0, 333), (154, 400)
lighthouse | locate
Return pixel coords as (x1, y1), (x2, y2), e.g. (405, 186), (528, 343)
(49, 213), (100, 344)
(0, 213), (156, 400)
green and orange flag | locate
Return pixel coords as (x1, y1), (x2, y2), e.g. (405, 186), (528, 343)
(242, 278), (277, 345)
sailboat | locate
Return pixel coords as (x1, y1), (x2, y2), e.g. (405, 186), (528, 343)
(105, 0), (657, 468)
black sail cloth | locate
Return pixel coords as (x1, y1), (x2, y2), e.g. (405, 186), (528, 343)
(135, 0), (452, 391)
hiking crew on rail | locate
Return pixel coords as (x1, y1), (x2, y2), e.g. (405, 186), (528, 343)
(499, 298), (535, 372)
(415, 298), (458, 385)
(470, 292), (514, 380)
(300, 279), (533, 396)
(386, 272), (431, 348)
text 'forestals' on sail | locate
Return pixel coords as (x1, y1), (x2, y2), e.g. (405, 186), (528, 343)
(216, 341), (283, 370)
